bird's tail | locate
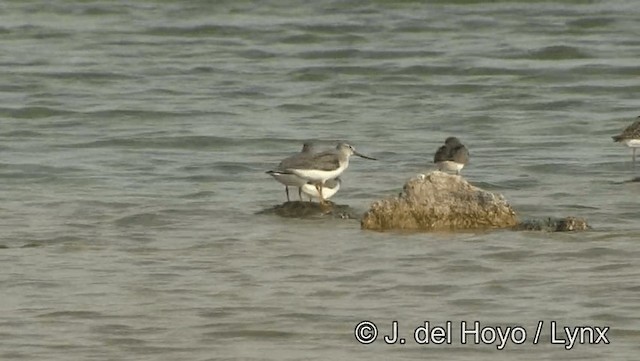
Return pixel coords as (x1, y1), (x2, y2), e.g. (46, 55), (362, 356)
(612, 135), (623, 142)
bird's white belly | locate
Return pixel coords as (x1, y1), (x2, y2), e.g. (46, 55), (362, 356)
(291, 163), (346, 183)
(268, 172), (308, 187)
(624, 139), (640, 147)
(436, 161), (464, 172)
(301, 182), (340, 199)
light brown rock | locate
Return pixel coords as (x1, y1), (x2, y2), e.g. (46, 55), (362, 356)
(361, 171), (518, 231)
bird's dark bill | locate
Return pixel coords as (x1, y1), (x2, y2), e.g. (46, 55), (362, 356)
(354, 151), (377, 160)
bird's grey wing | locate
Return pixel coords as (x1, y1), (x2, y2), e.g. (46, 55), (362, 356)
(433, 145), (449, 163)
(277, 147), (319, 169)
(620, 119), (640, 139)
(285, 151), (340, 171)
(452, 145), (469, 164)
(277, 154), (304, 170)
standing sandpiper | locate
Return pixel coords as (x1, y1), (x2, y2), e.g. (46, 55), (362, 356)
(434, 137), (470, 175)
(283, 143), (376, 204)
(612, 116), (640, 165)
(433, 137), (469, 174)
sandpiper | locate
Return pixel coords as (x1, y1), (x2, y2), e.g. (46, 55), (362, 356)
(434, 137), (469, 175)
(266, 142), (315, 201)
(283, 143), (376, 204)
(612, 116), (640, 165)
(301, 177), (341, 202)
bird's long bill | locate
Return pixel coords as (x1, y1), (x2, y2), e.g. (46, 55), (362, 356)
(354, 150), (377, 160)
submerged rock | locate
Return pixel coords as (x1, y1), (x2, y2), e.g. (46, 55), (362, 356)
(361, 171), (518, 231)
(513, 216), (591, 232)
(258, 201), (358, 219)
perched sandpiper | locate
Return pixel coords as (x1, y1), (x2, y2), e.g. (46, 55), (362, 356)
(301, 177), (341, 202)
(434, 137), (469, 175)
(612, 116), (640, 165)
(266, 142), (315, 201)
(283, 143), (376, 204)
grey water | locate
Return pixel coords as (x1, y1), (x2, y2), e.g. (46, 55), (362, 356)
(1, 0), (639, 360)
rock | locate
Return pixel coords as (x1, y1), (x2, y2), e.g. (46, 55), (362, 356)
(258, 201), (358, 219)
(361, 171), (518, 231)
(513, 216), (591, 232)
